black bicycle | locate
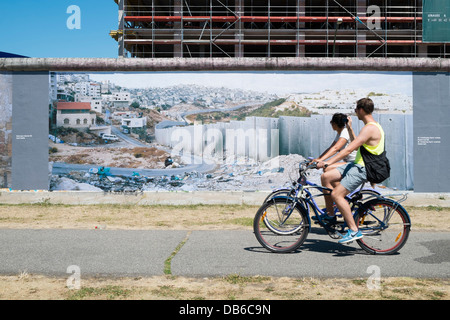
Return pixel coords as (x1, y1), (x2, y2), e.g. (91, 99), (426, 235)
(253, 160), (411, 254)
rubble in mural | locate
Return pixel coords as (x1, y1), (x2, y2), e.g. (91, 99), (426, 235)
(49, 154), (322, 193)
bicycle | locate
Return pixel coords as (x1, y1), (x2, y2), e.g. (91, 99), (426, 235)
(253, 159), (411, 254)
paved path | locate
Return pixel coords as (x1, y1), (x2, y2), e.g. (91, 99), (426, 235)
(0, 229), (448, 278)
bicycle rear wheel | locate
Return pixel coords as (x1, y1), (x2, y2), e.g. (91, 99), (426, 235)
(355, 199), (411, 255)
(253, 198), (309, 253)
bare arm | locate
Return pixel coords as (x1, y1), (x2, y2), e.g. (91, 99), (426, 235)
(346, 117), (356, 142)
(317, 124), (376, 168)
(315, 138), (347, 162)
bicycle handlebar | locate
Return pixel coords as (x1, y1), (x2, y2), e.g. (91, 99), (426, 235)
(299, 159), (317, 171)
(306, 162), (318, 170)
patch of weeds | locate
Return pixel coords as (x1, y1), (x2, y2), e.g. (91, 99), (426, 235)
(226, 217), (253, 227)
(429, 290), (446, 300)
(409, 205), (446, 212)
(35, 198), (52, 207)
(156, 222), (170, 227)
(223, 274), (271, 285)
(67, 285), (131, 300)
(264, 287), (275, 293)
(151, 285), (187, 299)
(425, 206), (444, 212)
(351, 279), (366, 286)
(164, 231), (191, 275)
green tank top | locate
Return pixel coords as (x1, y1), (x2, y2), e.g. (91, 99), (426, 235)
(354, 122), (385, 167)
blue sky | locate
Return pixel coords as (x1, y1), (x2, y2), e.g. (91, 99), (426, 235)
(1, 0), (118, 58)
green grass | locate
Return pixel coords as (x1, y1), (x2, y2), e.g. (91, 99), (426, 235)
(164, 231), (192, 275)
(223, 274), (271, 285)
(67, 285), (131, 300)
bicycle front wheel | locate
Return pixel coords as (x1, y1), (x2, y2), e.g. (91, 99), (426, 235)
(253, 198), (309, 253)
(355, 199), (411, 255)
(263, 188), (295, 203)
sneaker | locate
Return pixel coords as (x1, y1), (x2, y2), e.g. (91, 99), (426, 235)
(338, 229), (363, 244)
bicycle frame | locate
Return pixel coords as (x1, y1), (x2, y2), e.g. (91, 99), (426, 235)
(298, 183), (339, 232)
(269, 176), (376, 231)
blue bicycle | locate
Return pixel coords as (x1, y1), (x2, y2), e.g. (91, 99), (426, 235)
(253, 160), (411, 254)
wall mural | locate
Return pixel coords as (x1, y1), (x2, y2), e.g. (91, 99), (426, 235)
(44, 71), (413, 192)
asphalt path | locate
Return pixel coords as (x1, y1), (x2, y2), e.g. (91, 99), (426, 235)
(0, 229), (448, 278)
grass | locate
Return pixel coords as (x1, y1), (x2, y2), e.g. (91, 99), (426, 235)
(1, 272), (448, 300)
(65, 276), (447, 300)
(164, 231), (192, 275)
(223, 274), (271, 285)
(67, 285), (132, 300)
(225, 217), (254, 227)
(151, 285), (188, 299)
(0, 203), (449, 232)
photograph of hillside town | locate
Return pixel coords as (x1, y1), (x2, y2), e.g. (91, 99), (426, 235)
(49, 72), (413, 193)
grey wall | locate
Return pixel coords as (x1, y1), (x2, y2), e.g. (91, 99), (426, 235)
(11, 72), (49, 190)
(278, 114), (413, 190)
(0, 72), (12, 188)
(156, 114), (414, 190)
(413, 72), (450, 193)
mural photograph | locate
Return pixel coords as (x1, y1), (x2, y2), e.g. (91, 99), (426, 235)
(45, 71), (413, 193)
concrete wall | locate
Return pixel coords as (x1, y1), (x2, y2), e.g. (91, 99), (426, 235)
(0, 72), (50, 190)
(156, 114), (413, 190)
(0, 72), (12, 188)
(413, 72), (450, 192)
(11, 72), (49, 190)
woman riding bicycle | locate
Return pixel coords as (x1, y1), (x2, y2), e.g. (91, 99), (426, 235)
(312, 113), (356, 172)
(311, 113), (356, 222)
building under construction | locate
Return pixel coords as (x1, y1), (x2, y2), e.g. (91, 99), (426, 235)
(110, 0), (449, 58)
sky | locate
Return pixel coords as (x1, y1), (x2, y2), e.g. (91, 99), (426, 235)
(89, 71), (413, 96)
(0, 0), (118, 58)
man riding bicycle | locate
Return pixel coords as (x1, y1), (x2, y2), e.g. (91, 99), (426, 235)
(316, 98), (386, 244)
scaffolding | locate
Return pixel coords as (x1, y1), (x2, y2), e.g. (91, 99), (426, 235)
(110, 0), (449, 58)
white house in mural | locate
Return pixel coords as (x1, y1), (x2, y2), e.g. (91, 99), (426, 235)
(121, 117), (147, 129)
(56, 102), (96, 129)
(77, 96), (103, 113)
